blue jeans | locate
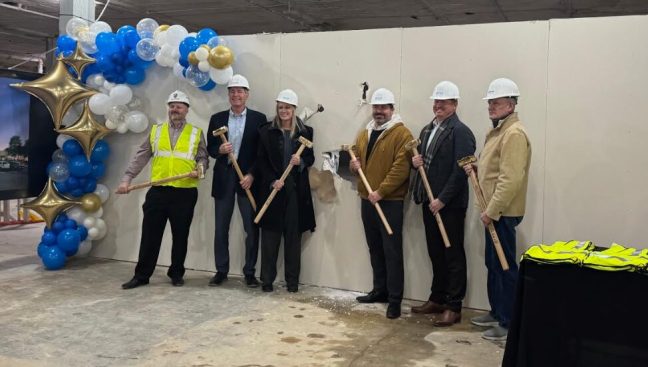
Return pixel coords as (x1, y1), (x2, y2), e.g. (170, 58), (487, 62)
(485, 216), (522, 328)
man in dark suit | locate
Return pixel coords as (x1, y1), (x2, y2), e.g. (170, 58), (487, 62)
(206, 74), (267, 287)
(409, 81), (476, 326)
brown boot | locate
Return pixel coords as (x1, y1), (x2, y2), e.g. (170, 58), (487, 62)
(433, 309), (461, 327)
(411, 300), (446, 314)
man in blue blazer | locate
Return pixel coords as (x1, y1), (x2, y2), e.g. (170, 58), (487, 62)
(409, 81), (476, 326)
(206, 74), (267, 287)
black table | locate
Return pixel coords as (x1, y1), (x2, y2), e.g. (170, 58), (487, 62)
(502, 260), (648, 367)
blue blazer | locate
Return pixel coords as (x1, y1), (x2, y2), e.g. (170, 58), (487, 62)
(206, 108), (267, 199)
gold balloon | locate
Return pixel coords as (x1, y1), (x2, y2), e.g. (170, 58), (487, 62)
(61, 43), (96, 78)
(56, 100), (112, 159)
(80, 193), (102, 213)
(188, 51), (199, 66)
(21, 179), (79, 228)
(155, 24), (170, 36)
(11, 59), (96, 129)
(208, 45), (234, 69)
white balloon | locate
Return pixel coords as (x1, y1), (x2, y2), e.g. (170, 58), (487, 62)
(109, 85), (133, 106)
(195, 47), (209, 61)
(89, 21), (112, 34)
(103, 81), (115, 90)
(155, 51), (165, 66)
(166, 25), (188, 47)
(86, 74), (105, 88)
(154, 31), (167, 47)
(87, 227), (100, 240)
(67, 206), (87, 224)
(127, 96), (144, 110)
(116, 122), (129, 134)
(188, 32), (197, 38)
(161, 44), (174, 57)
(124, 111), (149, 133)
(94, 218), (106, 232)
(65, 17), (88, 40)
(76, 240), (93, 257)
(83, 216), (96, 229)
(104, 119), (118, 130)
(56, 134), (73, 148)
(89, 93), (112, 115)
(94, 184), (110, 203)
(90, 207), (103, 218)
(198, 60), (210, 73)
(209, 66), (234, 85)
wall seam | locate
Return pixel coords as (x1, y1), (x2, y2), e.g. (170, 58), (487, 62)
(542, 20), (552, 244)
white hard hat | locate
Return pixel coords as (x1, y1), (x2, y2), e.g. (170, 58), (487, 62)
(483, 78), (520, 100)
(276, 89), (299, 106)
(167, 90), (190, 106)
(227, 74), (250, 89)
(370, 88), (396, 105)
(430, 81), (460, 100)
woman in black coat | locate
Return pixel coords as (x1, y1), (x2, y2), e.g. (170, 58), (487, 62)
(256, 89), (316, 293)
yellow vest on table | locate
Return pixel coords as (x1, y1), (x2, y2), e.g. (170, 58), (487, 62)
(149, 122), (201, 188)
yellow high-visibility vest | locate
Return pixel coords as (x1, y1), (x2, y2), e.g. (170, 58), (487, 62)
(523, 240), (594, 265)
(149, 122), (201, 188)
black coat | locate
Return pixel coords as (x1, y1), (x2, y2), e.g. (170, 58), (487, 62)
(206, 108), (267, 199)
(256, 120), (316, 233)
(416, 113), (476, 209)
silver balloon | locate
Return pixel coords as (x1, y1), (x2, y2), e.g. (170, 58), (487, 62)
(106, 105), (129, 123)
(51, 149), (68, 163)
(185, 65), (209, 87)
(49, 162), (70, 182)
(136, 38), (159, 62)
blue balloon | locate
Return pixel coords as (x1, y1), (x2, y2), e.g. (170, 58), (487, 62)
(42, 246), (67, 270)
(116, 25), (136, 36)
(96, 32), (119, 54)
(179, 37), (200, 59)
(69, 188), (84, 197)
(54, 180), (68, 193)
(57, 228), (81, 256)
(83, 177), (97, 193)
(52, 221), (65, 234)
(46, 162), (53, 175)
(95, 53), (114, 72)
(179, 58), (189, 68)
(77, 226), (88, 241)
(123, 29), (141, 49)
(68, 155), (92, 177)
(91, 140), (110, 162)
(115, 75), (126, 84)
(199, 79), (216, 91)
(62, 139), (83, 157)
(57, 35), (77, 53)
(41, 231), (57, 246)
(81, 63), (100, 83)
(64, 219), (77, 229)
(125, 66), (145, 85)
(196, 28), (217, 45)
(66, 176), (80, 190)
(37, 242), (51, 258)
(90, 162), (106, 179)
(56, 213), (68, 222)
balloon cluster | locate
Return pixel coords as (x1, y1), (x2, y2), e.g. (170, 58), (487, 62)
(59, 18), (157, 85)
(60, 17), (236, 91)
(48, 136), (109, 198)
(85, 79), (149, 133)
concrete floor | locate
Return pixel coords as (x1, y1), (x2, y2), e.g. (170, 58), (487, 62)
(0, 224), (504, 367)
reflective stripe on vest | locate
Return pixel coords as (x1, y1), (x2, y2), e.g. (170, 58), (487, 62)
(149, 122), (201, 188)
(523, 240), (594, 265)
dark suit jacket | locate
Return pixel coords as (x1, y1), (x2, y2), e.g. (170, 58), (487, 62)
(206, 108), (267, 198)
(416, 113), (476, 209)
(256, 120), (316, 233)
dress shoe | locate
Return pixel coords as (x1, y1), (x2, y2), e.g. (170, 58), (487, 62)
(287, 285), (298, 293)
(208, 272), (228, 286)
(386, 303), (401, 319)
(262, 284), (273, 292)
(121, 277), (149, 290)
(433, 309), (461, 327)
(245, 275), (260, 288)
(411, 300), (446, 314)
(171, 278), (184, 287)
(356, 290), (389, 303)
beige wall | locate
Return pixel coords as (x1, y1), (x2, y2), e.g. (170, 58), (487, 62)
(94, 15), (648, 309)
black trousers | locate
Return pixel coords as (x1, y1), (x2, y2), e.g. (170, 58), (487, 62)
(260, 184), (301, 287)
(213, 166), (259, 276)
(361, 199), (404, 304)
(134, 186), (198, 281)
(422, 205), (467, 312)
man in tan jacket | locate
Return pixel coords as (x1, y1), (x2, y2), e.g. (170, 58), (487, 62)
(464, 78), (531, 341)
(350, 88), (414, 319)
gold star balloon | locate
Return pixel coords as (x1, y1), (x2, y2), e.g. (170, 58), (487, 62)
(56, 100), (112, 159)
(11, 59), (96, 129)
(61, 43), (96, 78)
(22, 179), (79, 228)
